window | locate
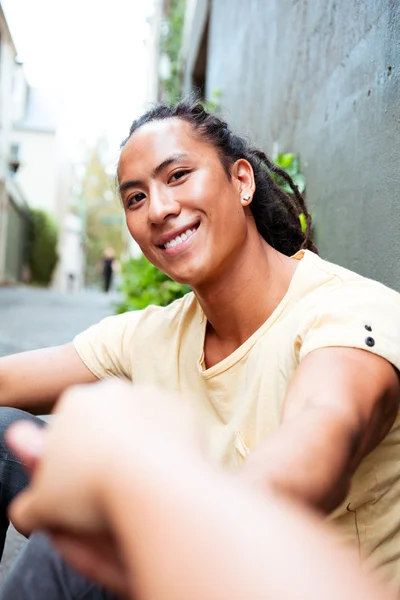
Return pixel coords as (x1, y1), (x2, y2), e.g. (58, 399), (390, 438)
(10, 144), (20, 161)
(8, 143), (20, 174)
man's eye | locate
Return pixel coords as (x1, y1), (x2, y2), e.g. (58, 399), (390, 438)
(127, 193), (145, 208)
(169, 170), (189, 182)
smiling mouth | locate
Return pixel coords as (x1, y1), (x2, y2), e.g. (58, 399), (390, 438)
(159, 223), (200, 250)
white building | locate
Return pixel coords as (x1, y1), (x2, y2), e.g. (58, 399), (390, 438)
(0, 5), (84, 288)
(0, 5), (30, 283)
(11, 88), (60, 215)
(11, 87), (84, 291)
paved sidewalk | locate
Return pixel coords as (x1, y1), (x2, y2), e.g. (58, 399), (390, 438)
(0, 285), (119, 584)
(0, 286), (119, 356)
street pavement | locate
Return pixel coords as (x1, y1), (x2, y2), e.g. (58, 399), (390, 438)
(0, 285), (119, 586)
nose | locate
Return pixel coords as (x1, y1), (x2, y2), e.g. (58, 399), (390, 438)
(148, 185), (181, 225)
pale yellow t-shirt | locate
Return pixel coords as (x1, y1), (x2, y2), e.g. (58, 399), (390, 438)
(74, 249), (400, 587)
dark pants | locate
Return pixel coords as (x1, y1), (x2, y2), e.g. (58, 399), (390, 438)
(103, 270), (113, 293)
(0, 408), (119, 599)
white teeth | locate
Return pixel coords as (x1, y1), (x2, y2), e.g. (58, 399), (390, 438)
(164, 227), (197, 249)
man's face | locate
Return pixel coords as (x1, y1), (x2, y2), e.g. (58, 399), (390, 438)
(118, 118), (250, 288)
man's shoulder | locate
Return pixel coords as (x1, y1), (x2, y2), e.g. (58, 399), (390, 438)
(299, 251), (400, 304)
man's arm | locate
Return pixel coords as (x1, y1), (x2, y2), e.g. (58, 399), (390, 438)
(240, 347), (400, 512)
(7, 381), (395, 600)
(108, 452), (395, 600)
(0, 343), (98, 414)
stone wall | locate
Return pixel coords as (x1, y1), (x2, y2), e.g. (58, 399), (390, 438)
(204, 0), (400, 288)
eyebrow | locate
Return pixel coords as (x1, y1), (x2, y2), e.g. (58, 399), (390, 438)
(119, 153), (190, 195)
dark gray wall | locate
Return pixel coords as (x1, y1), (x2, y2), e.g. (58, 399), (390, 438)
(205, 0), (400, 288)
(181, 0), (209, 95)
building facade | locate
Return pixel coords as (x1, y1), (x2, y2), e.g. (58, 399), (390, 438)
(0, 6), (30, 284)
(10, 87), (84, 291)
(0, 5), (84, 288)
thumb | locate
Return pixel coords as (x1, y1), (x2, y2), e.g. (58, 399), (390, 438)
(8, 487), (44, 536)
(5, 422), (46, 475)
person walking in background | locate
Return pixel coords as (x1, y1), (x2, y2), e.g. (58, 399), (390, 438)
(102, 248), (115, 293)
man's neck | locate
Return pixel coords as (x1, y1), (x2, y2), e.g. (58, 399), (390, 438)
(194, 238), (299, 350)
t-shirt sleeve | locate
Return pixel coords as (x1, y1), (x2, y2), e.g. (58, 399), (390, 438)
(298, 278), (400, 371)
(73, 310), (143, 380)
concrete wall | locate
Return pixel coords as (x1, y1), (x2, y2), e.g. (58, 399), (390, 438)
(181, 0), (209, 95)
(204, 0), (400, 289)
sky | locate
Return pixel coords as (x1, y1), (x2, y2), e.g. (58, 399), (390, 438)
(1, 0), (156, 161)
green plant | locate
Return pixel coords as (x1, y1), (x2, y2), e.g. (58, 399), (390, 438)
(273, 153), (310, 234)
(273, 153), (306, 194)
(202, 89), (222, 113)
(116, 255), (190, 313)
(28, 209), (59, 286)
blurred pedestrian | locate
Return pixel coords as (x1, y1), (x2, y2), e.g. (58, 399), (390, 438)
(102, 247), (115, 293)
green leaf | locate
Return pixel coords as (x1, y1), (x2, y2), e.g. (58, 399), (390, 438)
(292, 173), (306, 193)
(280, 182), (293, 194)
(275, 153), (294, 169)
(299, 213), (307, 233)
(284, 156), (299, 177)
(116, 255), (189, 313)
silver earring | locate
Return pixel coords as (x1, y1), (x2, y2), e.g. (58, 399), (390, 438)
(243, 194), (251, 201)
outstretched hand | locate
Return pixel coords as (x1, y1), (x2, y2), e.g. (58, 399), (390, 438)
(5, 380), (201, 595)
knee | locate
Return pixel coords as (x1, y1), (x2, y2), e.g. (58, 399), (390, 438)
(0, 407), (42, 434)
(0, 409), (45, 456)
(0, 408), (44, 469)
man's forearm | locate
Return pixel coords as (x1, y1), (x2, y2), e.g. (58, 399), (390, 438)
(0, 344), (97, 414)
(0, 356), (51, 414)
(240, 406), (359, 513)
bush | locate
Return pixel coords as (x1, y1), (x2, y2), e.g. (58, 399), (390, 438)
(116, 255), (190, 313)
(273, 153), (313, 234)
(28, 209), (59, 286)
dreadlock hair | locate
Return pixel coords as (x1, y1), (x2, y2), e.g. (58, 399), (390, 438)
(120, 98), (318, 257)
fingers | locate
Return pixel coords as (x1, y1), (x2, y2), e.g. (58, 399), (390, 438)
(5, 421), (46, 475)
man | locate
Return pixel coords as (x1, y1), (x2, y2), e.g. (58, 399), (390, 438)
(0, 98), (400, 598)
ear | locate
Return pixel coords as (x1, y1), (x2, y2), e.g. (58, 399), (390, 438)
(231, 159), (256, 206)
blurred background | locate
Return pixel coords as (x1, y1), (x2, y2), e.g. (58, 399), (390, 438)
(0, 0), (399, 297)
